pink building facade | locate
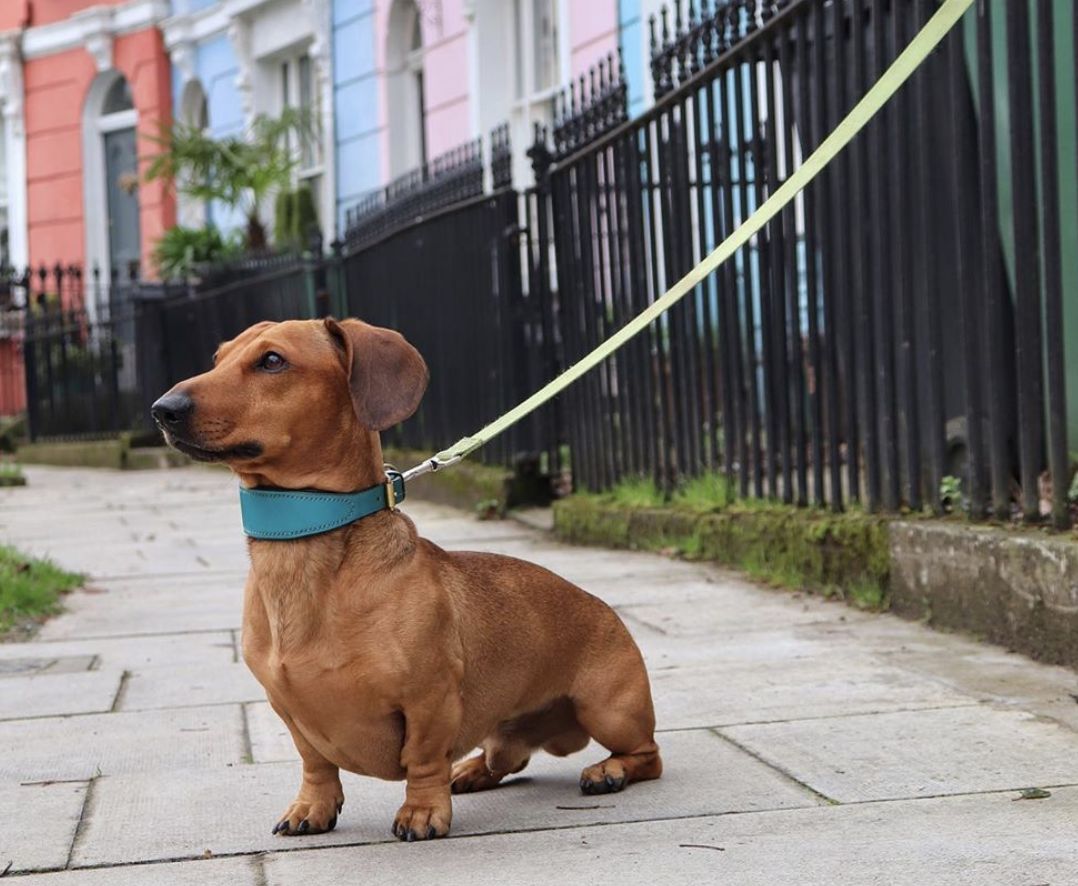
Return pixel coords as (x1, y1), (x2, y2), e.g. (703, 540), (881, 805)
(338, 0), (620, 211)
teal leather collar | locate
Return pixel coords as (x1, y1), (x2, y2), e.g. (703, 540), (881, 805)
(239, 472), (406, 540)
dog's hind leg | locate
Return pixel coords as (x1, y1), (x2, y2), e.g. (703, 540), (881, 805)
(451, 697), (585, 793)
(571, 648), (662, 795)
(450, 739), (531, 794)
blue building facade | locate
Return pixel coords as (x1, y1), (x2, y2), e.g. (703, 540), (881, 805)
(331, 0), (380, 233)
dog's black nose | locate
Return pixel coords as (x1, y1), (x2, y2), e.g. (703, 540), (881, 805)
(151, 390), (194, 430)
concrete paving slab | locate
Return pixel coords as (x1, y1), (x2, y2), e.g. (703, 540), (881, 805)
(620, 594), (861, 637)
(72, 729), (819, 867)
(36, 585), (244, 640)
(7, 466), (1078, 880)
(651, 655), (977, 730)
(22, 539), (248, 582)
(263, 785), (1078, 886)
(0, 780), (87, 873)
(879, 644), (1078, 706)
(0, 670), (122, 721)
(634, 624), (842, 671)
(0, 654), (95, 677)
(0, 633), (237, 671)
(120, 662), (263, 712)
(0, 705), (246, 784)
(436, 540), (710, 589)
(723, 705), (1078, 802)
(245, 701), (295, 763)
(6, 857), (259, 885)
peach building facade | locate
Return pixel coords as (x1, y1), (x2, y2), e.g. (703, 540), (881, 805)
(17, 1), (175, 283)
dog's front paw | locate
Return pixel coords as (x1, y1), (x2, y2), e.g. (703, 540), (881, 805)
(272, 795), (343, 836)
(391, 801), (451, 842)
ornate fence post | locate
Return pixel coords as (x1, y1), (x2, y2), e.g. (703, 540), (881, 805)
(328, 238), (346, 318)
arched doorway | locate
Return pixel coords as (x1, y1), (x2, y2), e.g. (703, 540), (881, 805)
(177, 78), (210, 228)
(385, 0), (426, 176)
(83, 71), (140, 290)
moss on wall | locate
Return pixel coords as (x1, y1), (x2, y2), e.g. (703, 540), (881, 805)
(553, 496), (892, 610)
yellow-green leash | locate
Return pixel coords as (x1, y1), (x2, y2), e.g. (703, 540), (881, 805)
(402, 0), (975, 484)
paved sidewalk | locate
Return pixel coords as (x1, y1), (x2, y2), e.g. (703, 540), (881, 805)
(1, 467), (1076, 885)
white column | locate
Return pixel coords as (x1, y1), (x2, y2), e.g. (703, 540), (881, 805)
(303, 0), (336, 242)
(228, 17), (255, 128)
(0, 37), (27, 269)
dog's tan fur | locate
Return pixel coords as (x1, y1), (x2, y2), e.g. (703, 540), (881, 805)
(155, 318), (661, 841)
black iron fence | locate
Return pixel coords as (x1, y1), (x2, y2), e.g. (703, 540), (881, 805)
(536, 0), (1074, 527)
(13, 253), (325, 441)
(12, 0), (1076, 527)
(340, 133), (561, 473)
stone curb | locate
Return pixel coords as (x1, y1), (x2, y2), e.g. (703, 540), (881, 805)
(552, 496), (1078, 668)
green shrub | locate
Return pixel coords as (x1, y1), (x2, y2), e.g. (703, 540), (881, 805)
(273, 184), (321, 251)
(153, 224), (243, 279)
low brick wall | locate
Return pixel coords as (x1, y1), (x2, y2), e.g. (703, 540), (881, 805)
(553, 497), (891, 609)
(554, 496), (1078, 667)
(382, 448), (511, 514)
(17, 438), (189, 471)
(890, 522), (1078, 669)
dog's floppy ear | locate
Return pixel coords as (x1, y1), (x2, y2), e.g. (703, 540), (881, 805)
(324, 317), (429, 431)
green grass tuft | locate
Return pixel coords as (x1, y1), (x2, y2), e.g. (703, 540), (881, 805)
(606, 476), (665, 508)
(672, 471), (735, 511)
(0, 460), (25, 486)
(0, 546), (83, 635)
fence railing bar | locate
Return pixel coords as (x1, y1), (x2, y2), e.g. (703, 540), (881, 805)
(1006, 0), (1045, 522)
(1035, 0), (1069, 529)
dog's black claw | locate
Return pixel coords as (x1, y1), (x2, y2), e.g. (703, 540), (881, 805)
(391, 823), (399, 838)
(298, 820), (310, 834)
(337, 800), (344, 813)
(328, 815), (337, 831)
(426, 825), (436, 840)
(405, 828), (416, 843)
(273, 820), (289, 835)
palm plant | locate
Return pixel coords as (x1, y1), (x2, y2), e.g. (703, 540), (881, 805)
(152, 224), (243, 280)
(145, 108), (318, 251)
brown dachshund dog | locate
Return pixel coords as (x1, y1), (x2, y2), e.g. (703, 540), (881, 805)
(152, 318), (661, 841)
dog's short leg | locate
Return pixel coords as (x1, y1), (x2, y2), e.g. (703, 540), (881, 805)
(271, 705), (345, 837)
(392, 692), (460, 841)
(450, 738), (531, 794)
(572, 660), (663, 796)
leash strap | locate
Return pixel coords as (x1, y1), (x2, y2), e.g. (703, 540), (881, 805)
(240, 471), (406, 539)
(402, 0), (974, 484)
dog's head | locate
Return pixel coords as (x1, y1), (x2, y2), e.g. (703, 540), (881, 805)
(151, 318), (428, 488)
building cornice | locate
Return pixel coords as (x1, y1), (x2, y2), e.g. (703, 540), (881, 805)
(22, 0), (171, 61)
(161, 4), (230, 53)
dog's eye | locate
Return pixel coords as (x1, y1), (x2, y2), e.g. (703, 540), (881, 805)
(259, 352), (287, 372)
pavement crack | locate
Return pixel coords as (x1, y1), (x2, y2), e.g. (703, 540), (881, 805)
(250, 852), (270, 886)
(709, 728), (840, 806)
(109, 671), (131, 713)
(240, 703), (256, 764)
(64, 777), (97, 870)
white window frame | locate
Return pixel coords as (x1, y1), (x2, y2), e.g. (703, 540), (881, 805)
(512, 0), (560, 114)
(82, 70), (139, 307)
(278, 49), (324, 186)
